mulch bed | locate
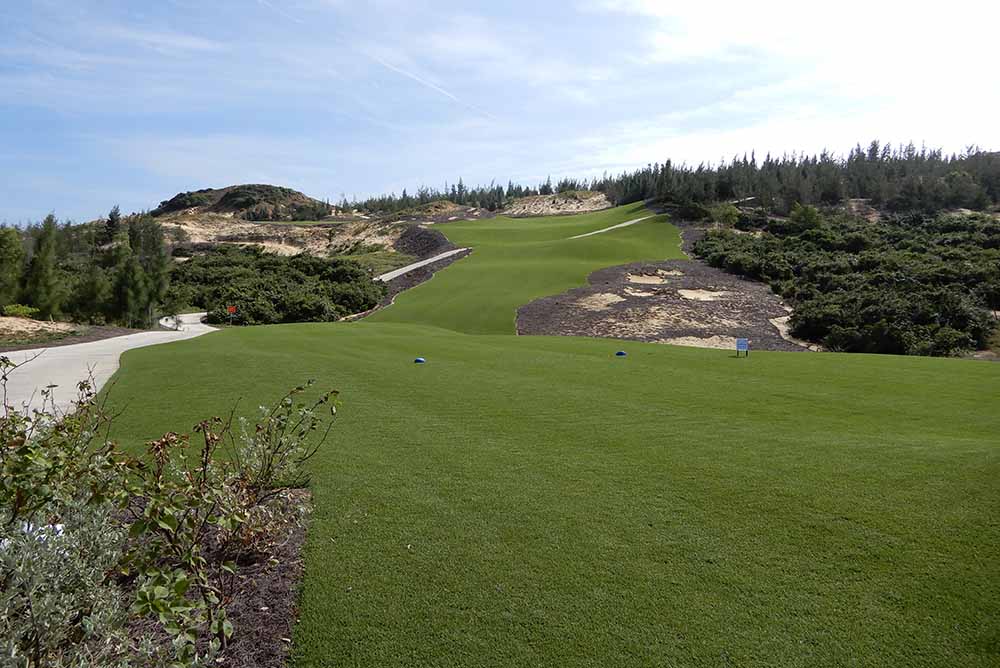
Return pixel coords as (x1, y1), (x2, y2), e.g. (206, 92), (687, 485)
(392, 224), (455, 258)
(517, 255), (809, 352)
(123, 490), (310, 668)
(218, 490), (309, 668)
(0, 325), (142, 353)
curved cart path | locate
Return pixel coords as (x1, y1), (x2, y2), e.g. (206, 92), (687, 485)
(568, 215), (656, 239)
(3, 313), (214, 414)
(376, 248), (470, 282)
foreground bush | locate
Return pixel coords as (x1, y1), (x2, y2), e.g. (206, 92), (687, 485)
(0, 356), (336, 667)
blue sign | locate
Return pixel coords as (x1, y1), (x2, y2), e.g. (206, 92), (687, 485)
(736, 338), (749, 352)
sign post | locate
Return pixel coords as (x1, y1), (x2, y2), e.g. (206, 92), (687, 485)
(736, 338), (749, 358)
(226, 305), (237, 326)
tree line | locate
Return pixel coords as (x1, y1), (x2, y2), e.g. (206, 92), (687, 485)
(595, 142), (999, 215)
(348, 176), (594, 214)
(0, 207), (171, 328)
(347, 142), (999, 216)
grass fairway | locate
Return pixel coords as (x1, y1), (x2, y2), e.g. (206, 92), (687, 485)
(104, 205), (1000, 667)
(369, 202), (678, 333)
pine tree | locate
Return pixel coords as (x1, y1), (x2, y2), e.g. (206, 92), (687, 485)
(104, 205), (121, 245)
(73, 261), (111, 324)
(112, 246), (149, 328)
(23, 214), (62, 318)
(144, 226), (170, 323)
(0, 226), (23, 307)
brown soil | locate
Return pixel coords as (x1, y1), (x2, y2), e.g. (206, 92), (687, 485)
(218, 489), (309, 668)
(517, 258), (810, 352)
(124, 490), (309, 668)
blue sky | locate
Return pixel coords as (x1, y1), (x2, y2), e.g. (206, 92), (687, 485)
(2, 0), (997, 222)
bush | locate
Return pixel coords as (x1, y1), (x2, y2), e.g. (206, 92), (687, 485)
(694, 210), (1000, 356)
(170, 246), (384, 325)
(2, 304), (39, 319)
(0, 357), (337, 666)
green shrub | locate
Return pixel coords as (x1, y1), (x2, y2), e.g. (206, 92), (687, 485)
(169, 246), (384, 326)
(695, 210), (1000, 355)
(2, 304), (39, 319)
(0, 357), (337, 666)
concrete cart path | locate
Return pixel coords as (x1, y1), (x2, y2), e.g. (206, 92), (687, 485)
(375, 248), (470, 282)
(3, 313), (213, 414)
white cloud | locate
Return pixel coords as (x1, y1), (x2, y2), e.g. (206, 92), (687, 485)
(575, 0), (1000, 171)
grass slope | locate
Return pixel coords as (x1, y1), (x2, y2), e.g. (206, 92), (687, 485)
(369, 202), (678, 334)
(103, 205), (1000, 667)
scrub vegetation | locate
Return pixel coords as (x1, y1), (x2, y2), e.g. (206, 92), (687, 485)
(165, 246), (384, 325)
(694, 205), (1000, 355)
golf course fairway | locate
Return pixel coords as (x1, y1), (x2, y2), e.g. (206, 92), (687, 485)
(104, 205), (1000, 667)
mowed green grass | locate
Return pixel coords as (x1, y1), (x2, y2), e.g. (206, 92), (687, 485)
(103, 205), (1000, 667)
(370, 202), (679, 333)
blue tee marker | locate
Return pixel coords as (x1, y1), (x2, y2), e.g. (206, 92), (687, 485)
(615, 351), (627, 357)
(414, 357), (426, 364)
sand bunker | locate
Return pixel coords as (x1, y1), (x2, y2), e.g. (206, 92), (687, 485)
(627, 269), (683, 285)
(659, 335), (740, 350)
(627, 274), (665, 285)
(678, 289), (730, 301)
(624, 287), (655, 297)
(576, 293), (625, 311)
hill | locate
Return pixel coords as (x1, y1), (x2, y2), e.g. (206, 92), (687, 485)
(151, 184), (331, 221)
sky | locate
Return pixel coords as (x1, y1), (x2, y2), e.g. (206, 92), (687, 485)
(1, 0), (998, 222)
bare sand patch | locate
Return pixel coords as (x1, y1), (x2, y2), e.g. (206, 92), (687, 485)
(659, 335), (740, 350)
(0, 317), (75, 336)
(576, 293), (626, 311)
(624, 287), (655, 297)
(678, 289), (730, 301)
(503, 192), (610, 217)
(159, 213), (403, 257)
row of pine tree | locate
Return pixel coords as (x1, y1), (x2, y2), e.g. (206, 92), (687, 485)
(348, 142), (1000, 216)
(0, 208), (170, 328)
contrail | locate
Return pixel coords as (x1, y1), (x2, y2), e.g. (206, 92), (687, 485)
(368, 54), (499, 122)
(256, 0), (305, 25)
(254, 1), (497, 122)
